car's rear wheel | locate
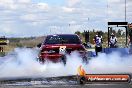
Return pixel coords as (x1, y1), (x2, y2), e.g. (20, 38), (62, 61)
(82, 56), (89, 64)
(61, 55), (66, 65)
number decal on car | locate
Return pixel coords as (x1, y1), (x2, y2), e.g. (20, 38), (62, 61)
(59, 46), (66, 54)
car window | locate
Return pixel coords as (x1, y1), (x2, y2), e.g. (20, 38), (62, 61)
(44, 35), (81, 44)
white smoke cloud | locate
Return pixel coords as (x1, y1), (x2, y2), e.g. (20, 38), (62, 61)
(0, 48), (132, 79)
(67, 0), (81, 7)
(86, 52), (132, 74)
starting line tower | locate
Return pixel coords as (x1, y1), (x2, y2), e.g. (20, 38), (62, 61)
(108, 22), (128, 47)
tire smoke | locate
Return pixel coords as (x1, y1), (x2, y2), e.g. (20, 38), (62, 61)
(0, 48), (132, 78)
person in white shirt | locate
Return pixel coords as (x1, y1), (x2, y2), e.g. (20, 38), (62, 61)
(109, 33), (117, 48)
(93, 33), (103, 56)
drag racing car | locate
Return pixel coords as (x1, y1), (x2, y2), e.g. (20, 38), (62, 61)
(37, 34), (88, 64)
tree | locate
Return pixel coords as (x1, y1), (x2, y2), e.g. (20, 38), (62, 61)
(75, 31), (81, 36)
(117, 29), (122, 37)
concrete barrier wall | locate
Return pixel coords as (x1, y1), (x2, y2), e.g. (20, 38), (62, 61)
(102, 48), (129, 55)
(87, 48), (129, 57)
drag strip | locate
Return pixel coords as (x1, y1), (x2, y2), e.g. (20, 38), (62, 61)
(0, 83), (132, 88)
(0, 75), (132, 88)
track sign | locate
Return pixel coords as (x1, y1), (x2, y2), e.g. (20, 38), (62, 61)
(0, 37), (9, 45)
(108, 22), (128, 25)
(77, 66), (131, 84)
(85, 74), (130, 83)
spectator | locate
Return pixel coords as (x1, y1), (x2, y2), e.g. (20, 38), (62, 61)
(109, 33), (117, 48)
(93, 33), (103, 56)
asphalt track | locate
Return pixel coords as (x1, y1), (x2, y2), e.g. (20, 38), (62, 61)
(0, 76), (132, 88)
(0, 83), (132, 88)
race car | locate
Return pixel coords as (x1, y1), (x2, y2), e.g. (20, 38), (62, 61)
(37, 34), (88, 64)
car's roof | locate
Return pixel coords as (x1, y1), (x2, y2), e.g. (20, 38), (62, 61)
(47, 34), (78, 36)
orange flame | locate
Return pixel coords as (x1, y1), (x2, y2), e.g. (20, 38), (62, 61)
(77, 65), (86, 76)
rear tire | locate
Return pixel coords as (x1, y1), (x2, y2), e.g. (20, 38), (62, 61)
(38, 57), (45, 64)
(61, 55), (66, 65)
(82, 56), (89, 64)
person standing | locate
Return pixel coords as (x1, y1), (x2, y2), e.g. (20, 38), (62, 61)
(93, 33), (103, 56)
(109, 33), (117, 48)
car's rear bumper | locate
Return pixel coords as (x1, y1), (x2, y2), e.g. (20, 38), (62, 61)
(39, 54), (63, 62)
(38, 51), (86, 62)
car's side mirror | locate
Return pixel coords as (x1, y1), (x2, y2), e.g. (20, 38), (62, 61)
(37, 43), (42, 48)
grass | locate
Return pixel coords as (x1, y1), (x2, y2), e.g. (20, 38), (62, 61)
(0, 52), (5, 57)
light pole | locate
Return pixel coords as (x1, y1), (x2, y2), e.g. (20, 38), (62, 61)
(125, 0), (126, 22)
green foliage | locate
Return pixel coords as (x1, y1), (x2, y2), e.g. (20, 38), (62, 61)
(117, 29), (122, 37)
(129, 28), (132, 36)
(0, 52), (5, 57)
(16, 43), (23, 47)
(75, 31), (81, 35)
(75, 28), (128, 44)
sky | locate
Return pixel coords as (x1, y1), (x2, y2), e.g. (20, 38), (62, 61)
(0, 0), (132, 37)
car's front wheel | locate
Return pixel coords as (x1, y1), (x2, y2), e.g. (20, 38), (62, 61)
(37, 57), (45, 64)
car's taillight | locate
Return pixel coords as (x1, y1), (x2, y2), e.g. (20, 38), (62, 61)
(41, 50), (56, 54)
(42, 51), (48, 53)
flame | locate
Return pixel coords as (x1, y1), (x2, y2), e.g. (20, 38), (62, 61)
(77, 65), (86, 76)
